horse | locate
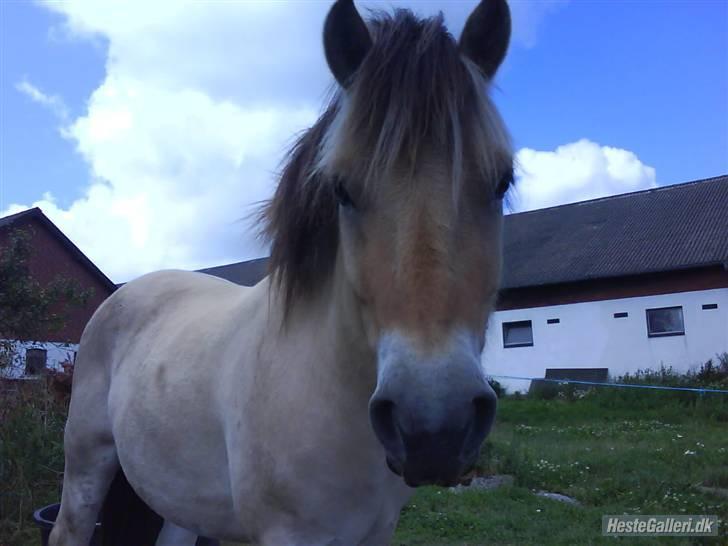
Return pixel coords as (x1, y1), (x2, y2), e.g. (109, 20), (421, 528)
(49, 0), (514, 544)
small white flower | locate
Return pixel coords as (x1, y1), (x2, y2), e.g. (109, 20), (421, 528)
(684, 450), (696, 456)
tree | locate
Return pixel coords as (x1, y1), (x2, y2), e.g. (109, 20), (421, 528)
(0, 227), (93, 369)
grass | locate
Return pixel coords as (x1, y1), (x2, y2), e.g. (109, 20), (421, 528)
(3, 370), (728, 546)
(393, 392), (728, 545)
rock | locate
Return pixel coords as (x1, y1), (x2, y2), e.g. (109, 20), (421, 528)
(535, 491), (581, 506)
(695, 485), (728, 499)
(450, 474), (514, 493)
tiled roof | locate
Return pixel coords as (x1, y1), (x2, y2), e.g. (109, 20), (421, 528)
(501, 175), (728, 288)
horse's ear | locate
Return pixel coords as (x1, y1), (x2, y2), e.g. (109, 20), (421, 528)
(323, 0), (372, 88)
(459, 0), (511, 80)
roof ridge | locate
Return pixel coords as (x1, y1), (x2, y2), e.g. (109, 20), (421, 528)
(0, 206), (42, 225)
(506, 173), (728, 218)
(0, 206), (117, 292)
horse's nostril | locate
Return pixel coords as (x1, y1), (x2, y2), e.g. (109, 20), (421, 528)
(369, 399), (405, 463)
(463, 391), (498, 455)
(473, 392), (497, 424)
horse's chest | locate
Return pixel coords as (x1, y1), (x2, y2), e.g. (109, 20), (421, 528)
(254, 474), (410, 545)
(239, 441), (412, 544)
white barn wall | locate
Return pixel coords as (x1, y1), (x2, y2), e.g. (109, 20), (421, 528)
(482, 288), (728, 393)
(0, 340), (78, 379)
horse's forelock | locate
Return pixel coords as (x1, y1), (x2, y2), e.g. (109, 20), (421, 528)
(261, 9), (512, 317)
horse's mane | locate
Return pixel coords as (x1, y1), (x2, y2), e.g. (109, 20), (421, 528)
(260, 9), (511, 315)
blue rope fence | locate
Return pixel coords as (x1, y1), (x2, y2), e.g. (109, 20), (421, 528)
(486, 374), (728, 395)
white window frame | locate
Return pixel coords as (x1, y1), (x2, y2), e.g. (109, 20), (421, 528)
(502, 320), (534, 348)
(646, 306), (685, 338)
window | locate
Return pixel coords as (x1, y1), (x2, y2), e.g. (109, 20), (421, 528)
(614, 312), (628, 318)
(547, 318), (560, 324)
(702, 303), (718, 310)
(25, 348), (47, 375)
(503, 320), (533, 348)
(646, 306), (684, 337)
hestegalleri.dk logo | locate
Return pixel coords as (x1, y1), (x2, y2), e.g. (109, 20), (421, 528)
(602, 515), (719, 536)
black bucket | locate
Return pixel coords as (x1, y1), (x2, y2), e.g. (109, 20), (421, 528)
(33, 503), (101, 546)
(32, 503), (220, 546)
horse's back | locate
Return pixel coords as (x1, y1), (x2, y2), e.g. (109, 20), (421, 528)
(100, 269), (250, 333)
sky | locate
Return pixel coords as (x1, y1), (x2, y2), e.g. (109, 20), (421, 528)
(0, 0), (726, 282)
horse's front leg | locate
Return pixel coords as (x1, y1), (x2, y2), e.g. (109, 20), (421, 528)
(49, 429), (119, 546)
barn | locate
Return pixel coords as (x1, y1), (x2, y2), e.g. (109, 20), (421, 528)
(484, 174), (728, 391)
(205, 174), (728, 392)
(0, 207), (116, 377)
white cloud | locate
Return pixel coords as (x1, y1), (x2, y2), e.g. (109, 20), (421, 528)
(6, 0), (568, 282)
(512, 139), (657, 212)
(6, 1), (329, 282)
(16, 78), (69, 120)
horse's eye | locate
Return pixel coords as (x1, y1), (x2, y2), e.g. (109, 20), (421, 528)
(334, 178), (355, 209)
(495, 170), (513, 199)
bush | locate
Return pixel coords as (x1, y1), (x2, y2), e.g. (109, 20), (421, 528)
(487, 377), (505, 398)
(521, 357), (728, 423)
(0, 377), (68, 546)
(527, 355), (728, 398)
(695, 352), (728, 388)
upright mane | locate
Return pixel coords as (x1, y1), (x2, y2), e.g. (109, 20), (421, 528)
(261, 8), (512, 314)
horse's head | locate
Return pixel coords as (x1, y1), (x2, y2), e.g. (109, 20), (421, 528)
(264, 0), (513, 487)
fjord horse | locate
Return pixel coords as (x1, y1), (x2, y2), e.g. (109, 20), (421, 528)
(50, 0), (514, 544)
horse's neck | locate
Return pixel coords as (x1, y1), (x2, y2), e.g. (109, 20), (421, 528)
(274, 264), (378, 405)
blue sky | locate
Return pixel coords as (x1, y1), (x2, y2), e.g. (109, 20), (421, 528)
(0, 0), (726, 280)
(1, 1), (106, 209)
(496, 0), (727, 183)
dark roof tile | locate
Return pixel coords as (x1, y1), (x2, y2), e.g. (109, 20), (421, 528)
(501, 175), (728, 288)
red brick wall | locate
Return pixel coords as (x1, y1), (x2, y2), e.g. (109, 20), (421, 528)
(0, 217), (114, 343)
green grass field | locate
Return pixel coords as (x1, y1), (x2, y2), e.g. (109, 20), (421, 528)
(392, 394), (728, 544)
(3, 378), (727, 545)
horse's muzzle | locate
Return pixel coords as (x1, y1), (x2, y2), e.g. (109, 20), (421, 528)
(369, 332), (497, 487)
